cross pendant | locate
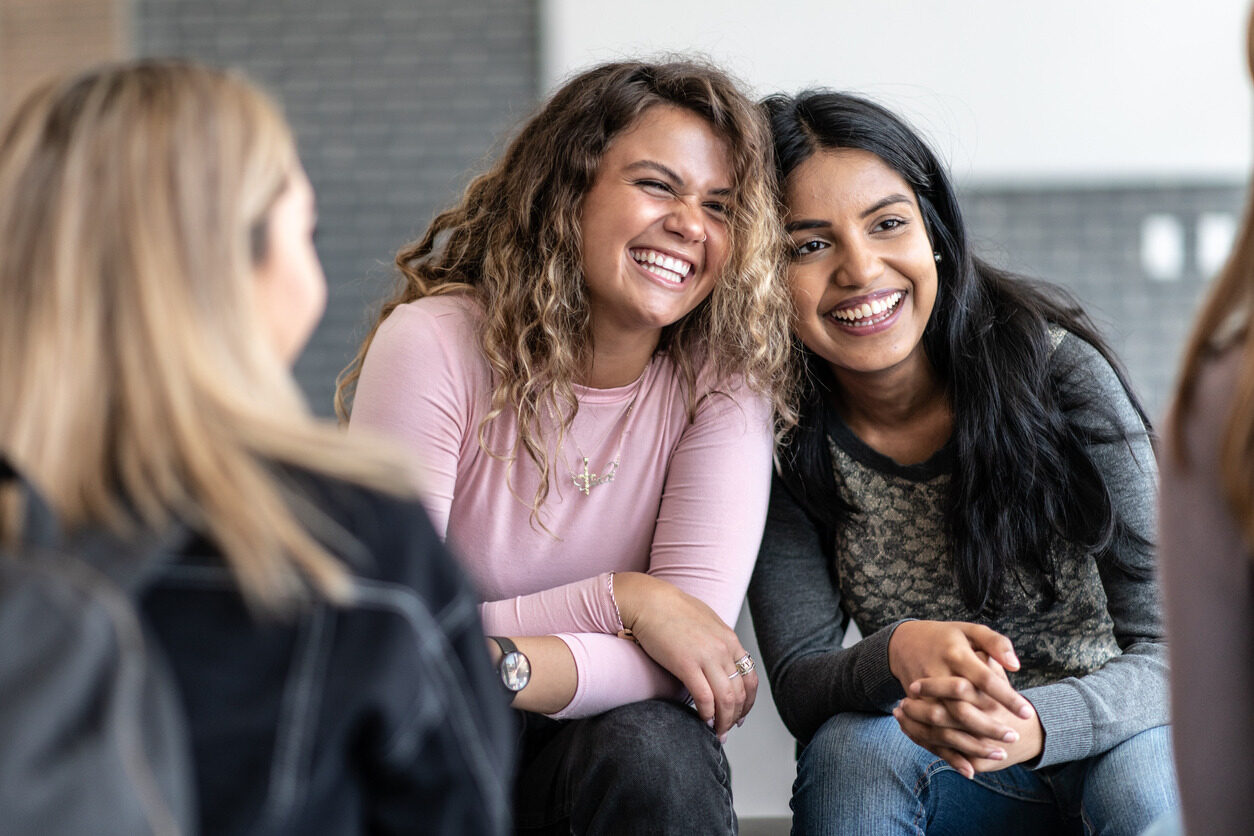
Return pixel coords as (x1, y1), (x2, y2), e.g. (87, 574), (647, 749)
(572, 457), (615, 496)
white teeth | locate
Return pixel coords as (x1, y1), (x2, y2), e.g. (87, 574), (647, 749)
(630, 249), (693, 281)
(831, 291), (903, 325)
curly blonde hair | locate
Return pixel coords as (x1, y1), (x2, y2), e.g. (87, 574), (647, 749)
(337, 59), (796, 516)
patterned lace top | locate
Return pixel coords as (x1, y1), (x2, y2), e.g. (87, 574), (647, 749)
(825, 420), (1119, 690)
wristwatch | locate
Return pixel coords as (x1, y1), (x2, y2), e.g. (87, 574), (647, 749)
(488, 636), (531, 697)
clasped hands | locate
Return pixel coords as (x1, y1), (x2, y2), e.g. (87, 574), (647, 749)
(888, 620), (1044, 778)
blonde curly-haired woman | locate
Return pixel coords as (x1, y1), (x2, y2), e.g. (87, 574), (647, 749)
(338, 60), (795, 834)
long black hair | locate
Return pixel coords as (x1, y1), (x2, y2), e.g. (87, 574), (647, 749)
(764, 90), (1152, 615)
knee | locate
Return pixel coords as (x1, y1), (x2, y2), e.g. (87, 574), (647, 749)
(586, 700), (727, 795)
(798, 712), (924, 786)
(570, 700), (732, 832)
(1081, 725), (1179, 834)
(793, 713), (936, 833)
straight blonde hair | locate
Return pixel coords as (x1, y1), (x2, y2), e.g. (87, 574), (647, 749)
(0, 60), (411, 609)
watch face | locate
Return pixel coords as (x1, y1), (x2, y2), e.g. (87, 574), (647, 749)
(501, 650), (531, 692)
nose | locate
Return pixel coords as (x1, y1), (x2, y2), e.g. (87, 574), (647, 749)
(662, 195), (706, 243)
(833, 239), (882, 288)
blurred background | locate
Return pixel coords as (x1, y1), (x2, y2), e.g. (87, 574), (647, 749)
(3, 0), (1250, 826)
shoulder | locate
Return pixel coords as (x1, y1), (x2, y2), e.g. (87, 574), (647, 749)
(377, 294), (481, 353)
(286, 469), (461, 594)
(364, 294), (489, 393)
(1048, 328), (1114, 381)
(688, 365), (773, 439)
(683, 355), (774, 421)
(1048, 329), (1145, 431)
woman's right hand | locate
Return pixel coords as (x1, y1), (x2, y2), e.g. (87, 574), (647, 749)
(612, 572), (756, 737)
(887, 620), (1033, 720)
(895, 655), (1043, 777)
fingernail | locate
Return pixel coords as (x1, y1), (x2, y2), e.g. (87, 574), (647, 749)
(909, 681), (921, 694)
(718, 732), (728, 744)
(1017, 703), (1034, 720)
(1002, 730), (1019, 743)
(963, 767), (974, 780)
(988, 749), (1006, 760)
(1007, 652), (1020, 669)
(736, 717), (745, 728)
(706, 718), (715, 729)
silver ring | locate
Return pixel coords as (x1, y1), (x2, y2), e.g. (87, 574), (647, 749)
(734, 654), (755, 676)
(727, 669), (741, 679)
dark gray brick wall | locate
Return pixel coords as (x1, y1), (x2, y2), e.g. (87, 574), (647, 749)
(962, 183), (1248, 420)
(136, 0), (538, 415)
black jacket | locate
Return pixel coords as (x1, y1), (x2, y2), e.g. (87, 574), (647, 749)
(142, 472), (513, 834)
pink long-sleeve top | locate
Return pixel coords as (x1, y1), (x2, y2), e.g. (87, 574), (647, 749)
(349, 294), (774, 718)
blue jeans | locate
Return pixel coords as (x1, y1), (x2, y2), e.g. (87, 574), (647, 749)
(513, 699), (736, 835)
(793, 713), (1177, 836)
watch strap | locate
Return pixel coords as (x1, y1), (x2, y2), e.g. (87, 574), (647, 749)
(489, 635), (519, 657)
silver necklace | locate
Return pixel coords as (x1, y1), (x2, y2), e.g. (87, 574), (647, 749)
(566, 375), (644, 497)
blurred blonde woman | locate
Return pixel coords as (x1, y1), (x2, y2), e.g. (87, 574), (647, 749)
(337, 60), (795, 833)
(1159, 12), (1254, 836)
(0, 60), (511, 834)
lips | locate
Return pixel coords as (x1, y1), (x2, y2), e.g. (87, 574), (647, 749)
(629, 248), (694, 284)
(827, 290), (904, 328)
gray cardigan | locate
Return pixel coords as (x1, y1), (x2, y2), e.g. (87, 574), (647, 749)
(748, 333), (1168, 768)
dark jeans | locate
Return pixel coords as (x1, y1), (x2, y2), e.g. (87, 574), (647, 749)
(513, 699), (736, 835)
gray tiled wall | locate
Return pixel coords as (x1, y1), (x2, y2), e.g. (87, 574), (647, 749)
(963, 182), (1248, 421)
(136, 0), (539, 415)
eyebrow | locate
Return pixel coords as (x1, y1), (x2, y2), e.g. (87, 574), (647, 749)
(785, 193), (915, 233)
(623, 159), (731, 196)
(862, 194), (914, 217)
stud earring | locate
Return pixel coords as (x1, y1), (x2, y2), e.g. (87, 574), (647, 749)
(934, 252), (942, 263)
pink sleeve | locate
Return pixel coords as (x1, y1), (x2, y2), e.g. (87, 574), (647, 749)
(553, 386), (775, 718)
(478, 572), (624, 636)
(347, 304), (468, 539)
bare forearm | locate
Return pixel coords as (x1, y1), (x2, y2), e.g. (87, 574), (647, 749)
(486, 635), (577, 715)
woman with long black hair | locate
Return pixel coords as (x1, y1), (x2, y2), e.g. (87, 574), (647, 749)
(749, 90), (1177, 834)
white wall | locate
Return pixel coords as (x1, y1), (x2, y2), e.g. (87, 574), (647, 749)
(541, 0), (1253, 184)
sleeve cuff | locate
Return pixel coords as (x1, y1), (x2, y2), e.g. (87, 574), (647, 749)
(1020, 682), (1094, 767)
(546, 633), (586, 720)
(856, 620), (909, 710)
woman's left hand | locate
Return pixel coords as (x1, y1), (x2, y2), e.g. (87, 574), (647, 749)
(892, 656), (1043, 777)
(613, 572), (758, 737)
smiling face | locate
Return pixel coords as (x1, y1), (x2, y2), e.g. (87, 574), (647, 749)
(785, 148), (938, 385)
(578, 104), (733, 355)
